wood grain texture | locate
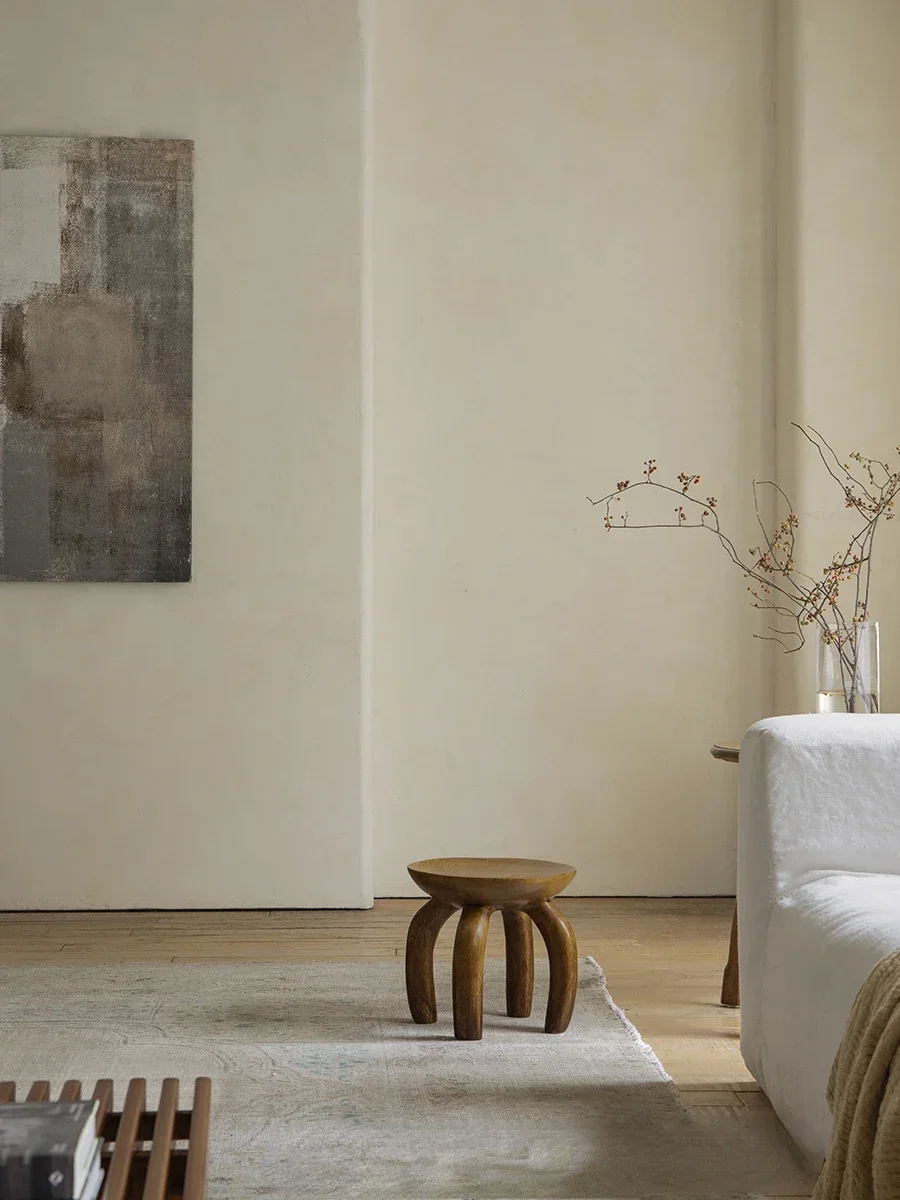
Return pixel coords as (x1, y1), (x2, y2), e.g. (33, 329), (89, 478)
(721, 906), (740, 1008)
(528, 901), (579, 1033)
(452, 906), (493, 1040)
(92, 1078), (114, 1133)
(405, 897), (456, 1023)
(711, 741), (740, 763)
(104, 1077), (146, 1200)
(408, 857), (576, 908)
(502, 909), (534, 1018)
(142, 1077), (179, 1200)
(184, 1077), (212, 1200)
(710, 741), (741, 1007)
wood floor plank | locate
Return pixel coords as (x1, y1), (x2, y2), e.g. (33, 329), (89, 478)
(679, 1090), (743, 1107)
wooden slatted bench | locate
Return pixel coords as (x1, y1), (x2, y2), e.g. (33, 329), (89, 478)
(0, 1077), (211, 1200)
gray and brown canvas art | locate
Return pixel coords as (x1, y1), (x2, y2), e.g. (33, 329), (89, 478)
(0, 136), (192, 581)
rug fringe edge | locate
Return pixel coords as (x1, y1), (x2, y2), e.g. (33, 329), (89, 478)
(583, 955), (674, 1084)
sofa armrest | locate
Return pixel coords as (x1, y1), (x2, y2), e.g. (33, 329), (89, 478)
(737, 713), (900, 1084)
(740, 714), (900, 896)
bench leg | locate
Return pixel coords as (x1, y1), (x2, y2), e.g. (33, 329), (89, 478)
(502, 909), (534, 1017)
(405, 898), (456, 1023)
(529, 900), (578, 1033)
(452, 906), (493, 1040)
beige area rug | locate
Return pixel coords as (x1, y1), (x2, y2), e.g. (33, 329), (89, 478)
(0, 957), (813, 1200)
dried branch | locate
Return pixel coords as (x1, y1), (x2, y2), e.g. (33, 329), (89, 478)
(591, 427), (900, 709)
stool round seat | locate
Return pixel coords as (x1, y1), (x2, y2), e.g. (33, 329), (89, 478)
(404, 855), (578, 1041)
(408, 857), (576, 909)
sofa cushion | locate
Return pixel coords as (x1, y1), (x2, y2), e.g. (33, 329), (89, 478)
(753, 870), (900, 1162)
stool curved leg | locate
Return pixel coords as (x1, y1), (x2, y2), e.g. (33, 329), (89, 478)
(502, 909), (534, 1018)
(405, 898), (456, 1023)
(529, 900), (578, 1033)
(452, 906), (493, 1040)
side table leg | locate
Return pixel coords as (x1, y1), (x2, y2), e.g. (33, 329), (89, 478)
(502, 909), (534, 1017)
(529, 900), (578, 1033)
(452, 906), (493, 1040)
(405, 898), (456, 1023)
(720, 904), (740, 1007)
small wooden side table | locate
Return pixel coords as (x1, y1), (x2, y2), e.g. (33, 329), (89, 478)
(711, 740), (740, 1007)
(0, 1077), (211, 1200)
(405, 857), (578, 1040)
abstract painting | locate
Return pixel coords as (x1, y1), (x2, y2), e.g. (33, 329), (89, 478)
(0, 136), (192, 581)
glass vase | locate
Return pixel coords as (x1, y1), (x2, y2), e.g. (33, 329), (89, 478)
(816, 620), (880, 713)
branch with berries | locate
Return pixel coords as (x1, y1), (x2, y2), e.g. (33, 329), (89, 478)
(588, 424), (900, 707)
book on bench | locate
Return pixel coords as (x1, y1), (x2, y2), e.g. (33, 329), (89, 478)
(76, 1142), (103, 1200)
(0, 1099), (100, 1199)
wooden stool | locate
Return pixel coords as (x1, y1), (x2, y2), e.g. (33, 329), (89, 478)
(405, 857), (578, 1041)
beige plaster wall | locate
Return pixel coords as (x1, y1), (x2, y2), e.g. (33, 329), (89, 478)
(0, 0), (368, 907)
(775, 0), (900, 716)
(371, 0), (775, 896)
(4, 0), (897, 907)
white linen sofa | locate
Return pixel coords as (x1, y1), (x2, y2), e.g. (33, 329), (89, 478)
(739, 714), (900, 1164)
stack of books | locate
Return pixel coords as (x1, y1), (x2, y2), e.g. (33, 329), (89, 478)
(0, 1100), (103, 1200)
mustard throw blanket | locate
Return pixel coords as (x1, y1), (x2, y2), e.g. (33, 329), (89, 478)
(814, 949), (900, 1200)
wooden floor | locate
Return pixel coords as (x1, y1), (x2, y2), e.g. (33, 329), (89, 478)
(0, 897), (749, 1090)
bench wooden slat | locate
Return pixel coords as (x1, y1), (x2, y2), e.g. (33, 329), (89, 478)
(103, 1078), (146, 1200)
(26, 1081), (50, 1101)
(183, 1077), (211, 1200)
(0, 1083), (15, 1102)
(141, 1078), (179, 1200)
(105, 1109), (192, 1142)
(59, 1080), (82, 1101)
(93, 1078), (114, 1135)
